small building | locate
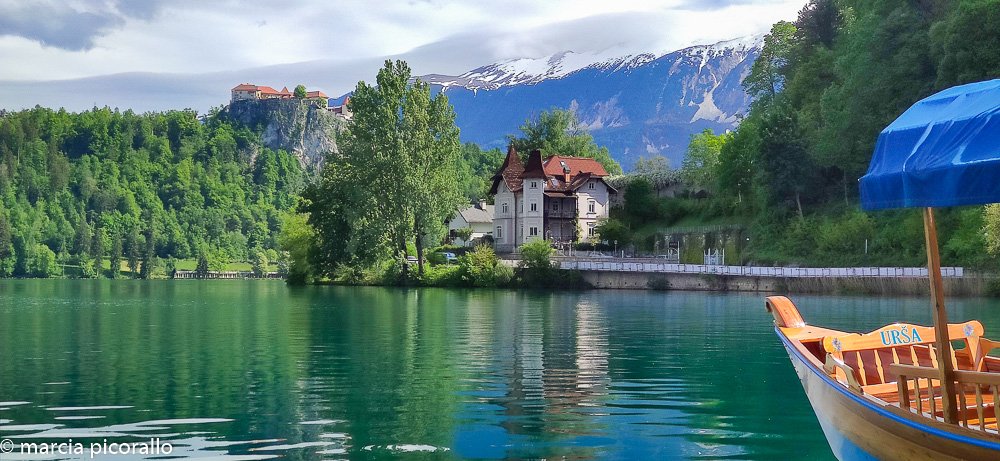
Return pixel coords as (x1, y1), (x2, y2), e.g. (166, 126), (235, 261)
(328, 96), (352, 120)
(231, 84), (326, 103)
(448, 201), (494, 246)
(490, 147), (616, 253)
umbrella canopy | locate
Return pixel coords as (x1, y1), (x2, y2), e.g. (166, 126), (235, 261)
(860, 79), (1000, 211)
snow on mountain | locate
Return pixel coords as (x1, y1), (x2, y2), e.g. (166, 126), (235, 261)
(417, 35), (763, 170)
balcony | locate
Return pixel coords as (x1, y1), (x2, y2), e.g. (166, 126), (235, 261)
(544, 210), (577, 219)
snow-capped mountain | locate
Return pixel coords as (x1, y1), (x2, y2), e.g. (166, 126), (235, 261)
(418, 35), (763, 170)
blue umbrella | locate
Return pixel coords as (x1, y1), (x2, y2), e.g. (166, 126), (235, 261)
(858, 78), (1000, 424)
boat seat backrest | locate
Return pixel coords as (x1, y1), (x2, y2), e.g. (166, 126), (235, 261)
(822, 321), (984, 387)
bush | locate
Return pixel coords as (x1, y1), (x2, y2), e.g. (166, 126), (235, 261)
(420, 264), (463, 287)
(987, 278), (1000, 298)
(29, 244), (59, 278)
(459, 245), (513, 287)
(595, 218), (632, 247)
(518, 239), (555, 287)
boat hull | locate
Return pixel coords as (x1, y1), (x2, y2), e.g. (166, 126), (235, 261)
(778, 329), (1000, 461)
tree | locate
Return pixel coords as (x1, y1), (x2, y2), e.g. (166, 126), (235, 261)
(623, 177), (658, 225)
(932, 0), (1000, 88)
(680, 129), (731, 193)
(73, 215), (91, 256)
(195, 251), (209, 278)
(28, 243), (59, 278)
(985, 204), (1000, 256)
(509, 109), (623, 175)
(744, 21), (798, 102)
(126, 229), (140, 277)
(632, 155), (676, 188)
(307, 60), (464, 278)
(717, 115), (761, 204)
(92, 225), (105, 278)
(140, 215), (155, 279)
(294, 84), (307, 99)
(595, 218), (632, 247)
(251, 248), (268, 277)
(756, 102), (815, 220)
(109, 232), (122, 279)
(278, 212), (315, 284)
(0, 216), (14, 277)
(454, 227), (473, 244)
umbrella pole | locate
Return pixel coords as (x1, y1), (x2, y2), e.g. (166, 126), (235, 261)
(923, 207), (958, 424)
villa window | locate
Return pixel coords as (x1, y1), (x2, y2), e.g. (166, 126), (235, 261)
(588, 200), (596, 213)
(529, 227), (538, 237)
(496, 226), (503, 239)
(530, 202), (537, 212)
(502, 203), (509, 214)
(552, 202), (559, 211)
(588, 223), (596, 237)
(531, 181), (538, 189)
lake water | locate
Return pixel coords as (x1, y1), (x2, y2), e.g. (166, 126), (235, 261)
(2, 280), (1000, 460)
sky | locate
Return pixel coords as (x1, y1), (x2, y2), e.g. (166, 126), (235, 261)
(0, 0), (807, 112)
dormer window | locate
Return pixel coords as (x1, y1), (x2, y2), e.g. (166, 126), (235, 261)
(589, 181), (595, 190)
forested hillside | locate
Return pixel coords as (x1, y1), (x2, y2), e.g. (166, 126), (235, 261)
(0, 107), (303, 277)
(606, 0), (1000, 270)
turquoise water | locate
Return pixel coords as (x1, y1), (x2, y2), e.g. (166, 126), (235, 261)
(1, 280), (999, 460)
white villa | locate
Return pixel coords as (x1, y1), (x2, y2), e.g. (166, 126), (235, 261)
(490, 147), (616, 253)
(447, 201), (494, 246)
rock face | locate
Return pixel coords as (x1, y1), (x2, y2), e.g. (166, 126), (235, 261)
(420, 36), (761, 170)
(222, 98), (343, 170)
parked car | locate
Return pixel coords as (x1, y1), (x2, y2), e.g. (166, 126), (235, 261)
(443, 252), (458, 264)
(405, 256), (418, 264)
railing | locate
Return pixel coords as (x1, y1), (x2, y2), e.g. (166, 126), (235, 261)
(174, 270), (282, 279)
(889, 363), (1000, 435)
(555, 260), (965, 278)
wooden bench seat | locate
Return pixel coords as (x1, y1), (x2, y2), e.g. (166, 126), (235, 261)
(821, 321), (985, 392)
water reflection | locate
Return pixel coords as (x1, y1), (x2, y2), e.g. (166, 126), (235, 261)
(5, 281), (1000, 459)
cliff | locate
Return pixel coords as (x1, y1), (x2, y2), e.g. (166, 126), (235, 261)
(222, 98), (344, 170)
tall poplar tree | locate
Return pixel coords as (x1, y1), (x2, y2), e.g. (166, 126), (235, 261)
(307, 60), (464, 277)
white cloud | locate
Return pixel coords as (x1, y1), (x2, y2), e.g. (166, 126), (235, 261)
(0, 0), (807, 111)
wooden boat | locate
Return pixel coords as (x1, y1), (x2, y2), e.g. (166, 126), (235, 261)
(767, 296), (1000, 460)
(767, 79), (1000, 460)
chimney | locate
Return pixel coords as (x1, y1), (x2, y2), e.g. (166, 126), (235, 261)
(478, 200), (486, 210)
(560, 160), (571, 183)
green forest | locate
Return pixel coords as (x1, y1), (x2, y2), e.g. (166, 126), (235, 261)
(2, 0), (998, 283)
(601, 0), (1000, 271)
(0, 107), (303, 278)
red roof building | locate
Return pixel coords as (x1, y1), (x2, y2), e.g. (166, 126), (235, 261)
(489, 147), (616, 252)
(231, 83), (328, 102)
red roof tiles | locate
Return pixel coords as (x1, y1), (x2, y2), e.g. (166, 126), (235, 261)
(490, 147), (615, 195)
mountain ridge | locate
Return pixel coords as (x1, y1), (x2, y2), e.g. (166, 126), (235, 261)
(414, 35), (762, 170)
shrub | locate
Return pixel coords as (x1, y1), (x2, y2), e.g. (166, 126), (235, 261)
(987, 278), (1000, 298)
(29, 244), (59, 278)
(459, 245), (512, 287)
(518, 239), (555, 287)
(595, 218), (632, 247)
(420, 264), (463, 287)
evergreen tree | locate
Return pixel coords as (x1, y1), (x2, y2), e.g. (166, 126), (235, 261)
(109, 233), (122, 279)
(195, 251), (209, 279)
(92, 225), (105, 278)
(0, 216), (14, 277)
(73, 215), (91, 256)
(140, 216), (155, 279)
(126, 229), (140, 277)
